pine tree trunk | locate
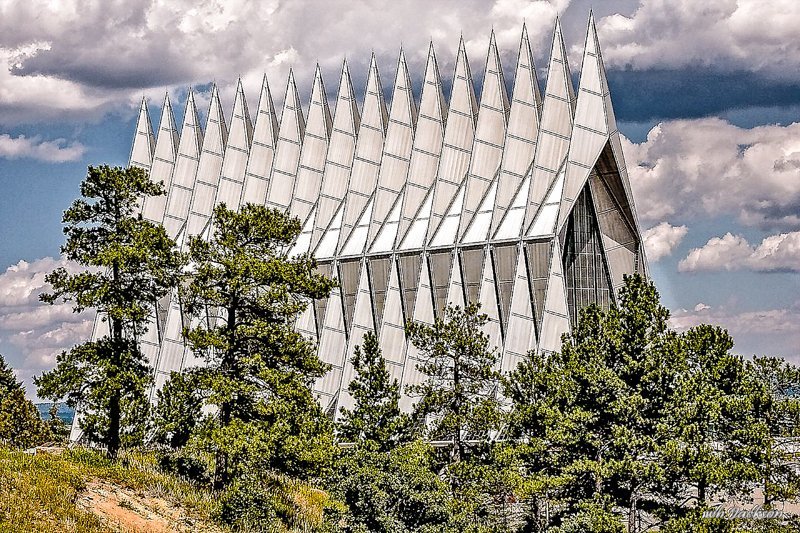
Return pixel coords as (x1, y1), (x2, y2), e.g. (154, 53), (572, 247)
(108, 391), (121, 459)
(698, 480), (706, 506)
(213, 303), (237, 490)
(108, 315), (123, 459)
(628, 485), (637, 533)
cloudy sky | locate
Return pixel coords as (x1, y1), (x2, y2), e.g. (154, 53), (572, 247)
(0, 0), (798, 398)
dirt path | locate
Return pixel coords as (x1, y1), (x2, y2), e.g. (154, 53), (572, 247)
(77, 481), (219, 533)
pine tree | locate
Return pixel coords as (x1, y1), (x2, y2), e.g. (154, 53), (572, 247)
(743, 356), (800, 505)
(0, 353), (52, 448)
(179, 202), (336, 489)
(338, 331), (410, 450)
(662, 324), (753, 510)
(151, 370), (205, 449)
(406, 302), (502, 463)
(35, 165), (183, 457)
(507, 274), (685, 529)
(0, 355), (18, 394)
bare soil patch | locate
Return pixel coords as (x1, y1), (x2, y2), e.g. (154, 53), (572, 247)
(77, 480), (221, 533)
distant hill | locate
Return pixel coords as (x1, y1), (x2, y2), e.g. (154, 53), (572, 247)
(35, 403), (74, 425)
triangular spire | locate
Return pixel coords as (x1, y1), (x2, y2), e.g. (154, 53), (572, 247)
(396, 41), (447, 247)
(162, 89), (203, 238)
(311, 60), (361, 249)
(362, 49), (418, 249)
(266, 70), (306, 211)
(307, 64), (334, 139)
(362, 53), (389, 135)
(499, 245), (536, 372)
(557, 12), (619, 232)
(426, 37), (478, 244)
(490, 24), (543, 237)
(532, 238), (569, 354)
(331, 54), (388, 254)
(241, 74), (279, 206)
(230, 78), (254, 149)
(386, 50), (418, 129)
(129, 97), (155, 170)
(205, 84), (229, 154)
(290, 65), (333, 220)
(523, 17), (575, 232)
(458, 30), (509, 240)
(141, 93), (179, 223)
(216, 79), (254, 208)
(184, 84), (228, 238)
(334, 59), (360, 134)
(376, 258), (406, 362)
(154, 94), (179, 166)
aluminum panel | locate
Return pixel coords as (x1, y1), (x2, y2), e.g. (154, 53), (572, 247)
(241, 76), (278, 206)
(266, 72), (305, 210)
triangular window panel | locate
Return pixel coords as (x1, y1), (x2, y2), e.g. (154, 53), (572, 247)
(430, 184), (465, 248)
(562, 186), (613, 327)
(396, 253), (422, 324)
(490, 244), (517, 336)
(399, 189), (433, 251)
(523, 240), (552, 336)
(367, 257), (392, 332)
(338, 259), (362, 335)
(459, 247), (485, 305)
(340, 197), (374, 256)
(427, 250), (454, 319)
(314, 262), (333, 337)
(594, 141), (637, 234)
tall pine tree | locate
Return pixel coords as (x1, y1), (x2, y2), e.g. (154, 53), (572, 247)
(36, 165), (182, 457)
(406, 302), (502, 463)
(179, 203), (335, 488)
(338, 330), (410, 450)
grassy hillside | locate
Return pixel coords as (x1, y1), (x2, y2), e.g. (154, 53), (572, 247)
(0, 446), (222, 532)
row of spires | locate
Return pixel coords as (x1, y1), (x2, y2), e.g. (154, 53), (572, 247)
(120, 13), (646, 413)
(129, 14), (635, 265)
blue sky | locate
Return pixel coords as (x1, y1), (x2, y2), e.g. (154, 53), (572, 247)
(0, 0), (798, 398)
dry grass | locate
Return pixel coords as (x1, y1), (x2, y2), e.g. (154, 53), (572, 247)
(0, 446), (222, 532)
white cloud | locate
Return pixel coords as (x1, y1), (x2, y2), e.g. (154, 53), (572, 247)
(595, 0), (800, 78)
(0, 257), (92, 391)
(0, 44), (119, 124)
(671, 304), (800, 336)
(623, 119), (800, 230)
(678, 231), (800, 273)
(0, 133), (85, 162)
(670, 302), (800, 362)
(642, 222), (688, 262)
(0, 0), (569, 123)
